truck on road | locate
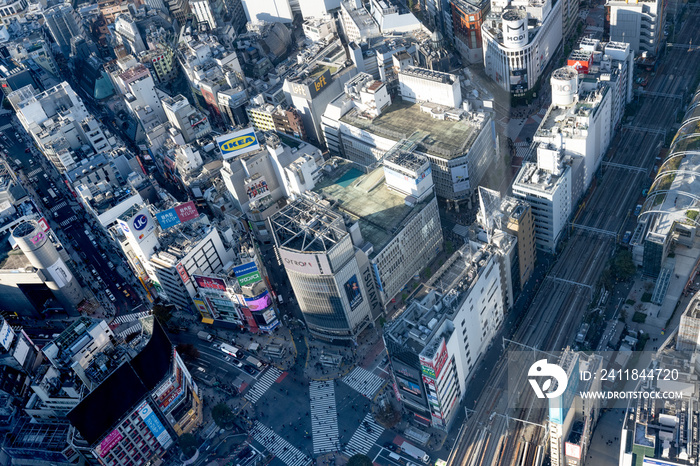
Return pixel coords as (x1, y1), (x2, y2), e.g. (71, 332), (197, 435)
(400, 442), (430, 464)
(47, 188), (56, 199)
(197, 331), (213, 342)
(245, 356), (264, 369)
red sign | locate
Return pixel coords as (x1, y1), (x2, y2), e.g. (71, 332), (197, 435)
(194, 275), (227, 291)
(175, 201), (198, 222)
(37, 217), (50, 232)
(567, 58), (591, 74)
(176, 263), (190, 284)
(433, 339), (449, 378)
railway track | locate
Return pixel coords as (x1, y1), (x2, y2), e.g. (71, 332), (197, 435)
(447, 7), (700, 466)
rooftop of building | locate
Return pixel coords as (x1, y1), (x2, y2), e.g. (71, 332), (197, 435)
(67, 317), (172, 446)
(311, 158), (434, 256)
(339, 99), (486, 159)
(513, 157), (569, 194)
(536, 86), (609, 139)
(399, 66), (457, 84)
(270, 195), (349, 253)
(151, 215), (218, 264)
(5, 419), (72, 454)
(385, 240), (504, 353)
(641, 84), (700, 237)
(627, 377), (699, 464)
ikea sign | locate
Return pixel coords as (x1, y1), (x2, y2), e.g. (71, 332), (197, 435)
(217, 128), (261, 159)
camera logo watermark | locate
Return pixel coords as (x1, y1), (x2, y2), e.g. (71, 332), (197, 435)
(528, 359), (568, 399)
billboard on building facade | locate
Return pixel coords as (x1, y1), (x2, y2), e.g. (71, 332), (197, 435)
(37, 217), (50, 232)
(233, 261), (262, 286)
(176, 262), (190, 284)
(396, 376), (422, 396)
(119, 207), (156, 244)
(287, 69), (332, 100)
(344, 274), (363, 311)
(193, 275), (227, 291)
(245, 176), (270, 201)
(244, 290), (272, 311)
(0, 318), (15, 351)
(279, 249), (331, 275)
(155, 201), (200, 230)
(451, 164), (470, 192)
(216, 128), (261, 159)
(135, 401), (173, 448)
(97, 429), (123, 457)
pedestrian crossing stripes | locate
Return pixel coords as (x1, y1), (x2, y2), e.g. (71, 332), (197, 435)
(343, 413), (384, 458)
(50, 201), (67, 212)
(340, 367), (385, 398)
(27, 168), (42, 177)
(309, 380), (339, 454)
(59, 216), (77, 227)
(245, 367), (283, 403)
(117, 322), (142, 339)
(251, 422), (311, 466)
(111, 310), (151, 325)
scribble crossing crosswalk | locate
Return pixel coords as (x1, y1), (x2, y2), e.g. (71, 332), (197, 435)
(343, 413), (384, 457)
(50, 201), (67, 212)
(59, 215), (78, 227)
(309, 380), (339, 454)
(111, 310), (151, 325)
(251, 422), (311, 466)
(340, 367), (385, 398)
(245, 367), (283, 403)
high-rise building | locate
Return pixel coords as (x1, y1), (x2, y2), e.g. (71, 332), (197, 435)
(384, 240), (509, 430)
(66, 317), (202, 464)
(42, 4), (86, 57)
(606, 0), (664, 55)
(677, 292), (700, 351)
(481, 0), (563, 95)
(269, 196), (375, 342)
(11, 221), (84, 315)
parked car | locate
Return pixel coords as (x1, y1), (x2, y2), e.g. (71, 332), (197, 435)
(243, 365), (258, 375)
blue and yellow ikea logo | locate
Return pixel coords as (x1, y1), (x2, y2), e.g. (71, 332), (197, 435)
(219, 132), (258, 154)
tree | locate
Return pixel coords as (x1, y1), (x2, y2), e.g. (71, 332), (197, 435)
(179, 433), (199, 459)
(212, 403), (236, 428)
(610, 250), (636, 281)
(348, 454), (374, 466)
(176, 343), (200, 362)
(152, 304), (173, 325)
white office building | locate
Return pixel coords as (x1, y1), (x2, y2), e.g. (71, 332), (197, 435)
(384, 241), (508, 430)
(512, 145), (572, 252)
(607, 0), (664, 55)
(398, 66), (462, 109)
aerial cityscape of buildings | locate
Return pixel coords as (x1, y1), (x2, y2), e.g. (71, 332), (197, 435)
(0, 0), (697, 465)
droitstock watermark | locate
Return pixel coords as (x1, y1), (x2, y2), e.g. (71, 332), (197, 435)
(505, 350), (685, 417)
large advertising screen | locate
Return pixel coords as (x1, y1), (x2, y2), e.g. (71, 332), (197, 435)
(244, 290), (272, 311)
(344, 274), (363, 311)
(194, 275), (227, 291)
(217, 128), (261, 159)
(396, 376), (422, 396)
(279, 249), (331, 275)
(135, 401), (173, 448)
(232, 262), (261, 286)
(120, 207), (156, 244)
(451, 164), (470, 192)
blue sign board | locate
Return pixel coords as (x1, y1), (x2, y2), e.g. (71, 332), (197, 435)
(232, 261), (258, 277)
(155, 209), (181, 230)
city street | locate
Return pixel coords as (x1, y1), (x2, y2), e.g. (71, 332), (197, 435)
(0, 113), (143, 317)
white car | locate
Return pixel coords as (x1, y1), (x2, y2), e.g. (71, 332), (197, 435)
(224, 356), (231, 362)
